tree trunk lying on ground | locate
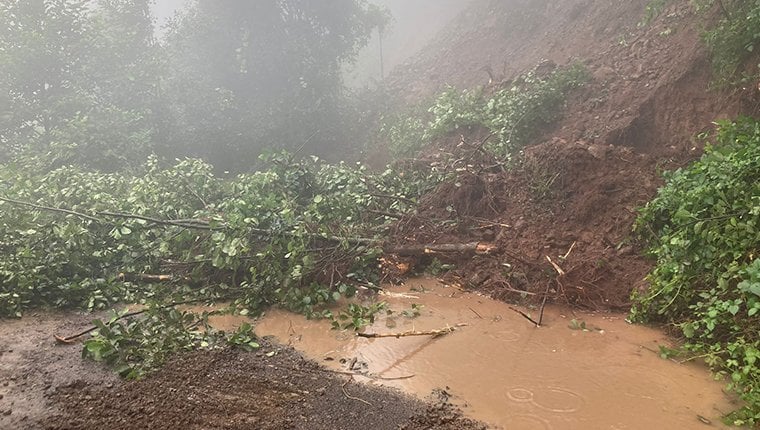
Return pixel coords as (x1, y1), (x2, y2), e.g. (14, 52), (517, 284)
(384, 242), (495, 256)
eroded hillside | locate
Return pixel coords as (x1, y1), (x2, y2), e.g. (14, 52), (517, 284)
(383, 0), (758, 309)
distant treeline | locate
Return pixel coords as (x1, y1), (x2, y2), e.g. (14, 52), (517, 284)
(0, 0), (388, 172)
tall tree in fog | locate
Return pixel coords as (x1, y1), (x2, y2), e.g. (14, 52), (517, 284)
(0, 0), (90, 160)
(0, 0), (159, 170)
(60, 0), (161, 170)
(161, 0), (383, 170)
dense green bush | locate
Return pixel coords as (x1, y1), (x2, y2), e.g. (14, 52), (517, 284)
(382, 63), (589, 159)
(701, 0), (760, 84)
(632, 118), (760, 425)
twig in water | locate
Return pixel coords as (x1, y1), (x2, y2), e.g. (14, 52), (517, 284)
(538, 283), (551, 326)
(324, 369), (415, 381)
(509, 306), (540, 327)
(357, 324), (467, 339)
(468, 307), (483, 319)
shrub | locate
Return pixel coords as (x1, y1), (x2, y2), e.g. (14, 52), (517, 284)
(632, 118), (760, 425)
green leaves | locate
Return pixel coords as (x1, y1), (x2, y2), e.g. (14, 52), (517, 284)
(382, 63), (589, 159)
(0, 151), (428, 323)
(632, 118), (760, 424)
(329, 302), (388, 331)
(82, 307), (249, 379)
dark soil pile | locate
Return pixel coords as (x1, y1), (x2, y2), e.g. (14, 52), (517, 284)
(44, 344), (485, 430)
(392, 138), (670, 309)
(383, 0), (760, 309)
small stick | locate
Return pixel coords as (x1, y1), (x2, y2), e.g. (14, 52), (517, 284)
(468, 307), (483, 319)
(501, 285), (538, 296)
(0, 196), (102, 222)
(180, 176), (209, 209)
(341, 379), (371, 406)
(118, 273), (191, 283)
(509, 306), (540, 327)
(369, 193), (416, 205)
(291, 129), (320, 157)
(546, 255), (566, 276)
(367, 209), (403, 219)
(357, 324), (466, 339)
(561, 241), (576, 260)
(324, 369), (415, 381)
(538, 283), (551, 326)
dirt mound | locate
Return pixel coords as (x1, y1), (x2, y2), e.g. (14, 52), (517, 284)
(44, 344), (485, 430)
(382, 0), (760, 309)
(393, 138), (677, 309)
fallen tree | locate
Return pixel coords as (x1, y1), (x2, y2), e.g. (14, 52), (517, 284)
(0, 153), (497, 322)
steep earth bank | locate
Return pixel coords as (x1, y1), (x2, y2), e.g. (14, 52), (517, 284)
(383, 0), (759, 309)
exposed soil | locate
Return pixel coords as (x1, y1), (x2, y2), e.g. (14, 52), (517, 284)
(382, 0), (760, 309)
(0, 311), (119, 430)
(0, 312), (484, 430)
(6, 1), (760, 428)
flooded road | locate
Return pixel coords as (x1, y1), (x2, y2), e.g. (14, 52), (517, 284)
(251, 278), (736, 430)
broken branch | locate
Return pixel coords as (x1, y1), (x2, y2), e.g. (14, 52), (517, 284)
(99, 211), (214, 230)
(357, 324), (467, 339)
(53, 296), (232, 344)
(546, 255), (566, 276)
(118, 273), (191, 283)
(0, 196), (102, 222)
(386, 242), (495, 256)
(509, 306), (540, 327)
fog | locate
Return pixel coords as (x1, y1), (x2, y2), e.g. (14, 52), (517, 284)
(1, 0), (473, 172)
(151, 0), (472, 88)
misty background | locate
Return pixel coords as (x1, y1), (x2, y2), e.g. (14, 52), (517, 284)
(1, 0), (472, 173)
(151, 0), (471, 88)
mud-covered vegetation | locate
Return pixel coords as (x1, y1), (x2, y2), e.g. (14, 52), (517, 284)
(382, 63), (589, 158)
(644, 0), (760, 84)
(633, 118), (760, 425)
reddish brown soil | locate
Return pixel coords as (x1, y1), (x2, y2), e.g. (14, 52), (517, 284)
(382, 0), (760, 309)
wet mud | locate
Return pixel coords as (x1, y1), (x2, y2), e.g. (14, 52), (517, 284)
(256, 278), (738, 429)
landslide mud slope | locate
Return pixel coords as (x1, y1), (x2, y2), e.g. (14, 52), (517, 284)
(384, 0), (760, 308)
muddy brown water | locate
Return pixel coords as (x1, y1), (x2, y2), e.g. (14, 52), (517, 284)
(204, 278), (736, 429)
